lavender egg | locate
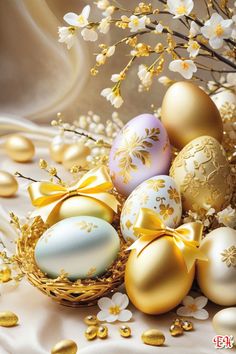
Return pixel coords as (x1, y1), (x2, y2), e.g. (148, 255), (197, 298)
(109, 114), (171, 196)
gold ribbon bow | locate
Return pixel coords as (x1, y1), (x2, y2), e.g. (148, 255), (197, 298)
(128, 208), (207, 272)
(28, 165), (119, 222)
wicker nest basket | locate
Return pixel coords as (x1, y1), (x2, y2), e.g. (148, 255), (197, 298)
(15, 195), (129, 308)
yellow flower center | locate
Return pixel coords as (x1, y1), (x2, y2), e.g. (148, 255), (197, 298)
(181, 61), (190, 70)
(69, 26), (76, 34)
(215, 24), (224, 37)
(132, 18), (139, 26)
(109, 305), (121, 315)
(177, 6), (187, 15)
(191, 42), (199, 50)
(188, 304), (197, 312)
(78, 15), (85, 25)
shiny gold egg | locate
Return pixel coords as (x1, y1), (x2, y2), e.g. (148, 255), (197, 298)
(141, 329), (165, 346)
(170, 136), (232, 213)
(0, 311), (18, 327)
(0, 265), (11, 282)
(119, 325), (132, 338)
(0, 171), (18, 197)
(212, 308), (236, 343)
(97, 325), (108, 339)
(125, 236), (195, 315)
(197, 227), (236, 306)
(62, 143), (90, 170)
(5, 135), (35, 162)
(47, 196), (114, 226)
(51, 339), (78, 354)
(84, 315), (98, 326)
(161, 82), (223, 149)
(50, 141), (69, 163)
(85, 326), (98, 340)
(169, 324), (183, 337)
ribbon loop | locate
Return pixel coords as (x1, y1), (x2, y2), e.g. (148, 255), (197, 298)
(28, 165), (119, 222)
(129, 208), (207, 272)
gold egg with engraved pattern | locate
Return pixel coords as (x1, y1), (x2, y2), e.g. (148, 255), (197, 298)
(5, 135), (35, 162)
(51, 339), (77, 354)
(170, 136), (232, 213)
(62, 143), (90, 170)
(0, 170), (18, 197)
(141, 329), (165, 346)
(197, 227), (236, 306)
(0, 311), (18, 327)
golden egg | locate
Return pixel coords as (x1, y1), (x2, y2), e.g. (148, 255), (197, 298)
(141, 329), (165, 346)
(50, 141), (69, 163)
(47, 196), (114, 226)
(85, 326), (98, 340)
(0, 311), (18, 327)
(0, 265), (11, 282)
(125, 236), (195, 315)
(5, 135), (35, 162)
(197, 227), (236, 306)
(170, 136), (232, 213)
(62, 143), (90, 170)
(0, 170), (18, 197)
(51, 339), (78, 354)
(84, 315), (98, 326)
(161, 82), (223, 149)
(212, 308), (236, 343)
(97, 325), (108, 339)
(119, 325), (132, 338)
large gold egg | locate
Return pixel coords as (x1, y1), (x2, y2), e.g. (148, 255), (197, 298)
(170, 136), (232, 213)
(62, 143), (90, 170)
(197, 227), (236, 306)
(125, 236), (195, 315)
(0, 170), (18, 197)
(213, 308), (236, 344)
(50, 141), (69, 163)
(47, 196), (114, 226)
(161, 82), (223, 149)
(5, 135), (35, 162)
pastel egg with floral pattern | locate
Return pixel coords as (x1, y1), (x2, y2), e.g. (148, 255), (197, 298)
(120, 175), (182, 242)
(109, 114), (171, 196)
(35, 216), (120, 280)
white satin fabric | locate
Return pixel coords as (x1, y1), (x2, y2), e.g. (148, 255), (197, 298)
(0, 137), (228, 354)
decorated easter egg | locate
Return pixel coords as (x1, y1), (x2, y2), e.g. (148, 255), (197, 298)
(170, 136), (233, 213)
(161, 82), (223, 149)
(109, 114), (171, 196)
(121, 175), (182, 242)
(35, 216), (120, 280)
(197, 227), (236, 306)
(212, 308), (236, 344)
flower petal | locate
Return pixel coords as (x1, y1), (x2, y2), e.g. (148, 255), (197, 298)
(194, 296), (208, 309)
(176, 306), (192, 317)
(193, 309), (209, 320)
(106, 314), (118, 323)
(63, 12), (79, 26)
(98, 297), (113, 310)
(112, 293), (129, 309)
(97, 310), (110, 321)
(182, 296), (194, 306)
(82, 5), (91, 19)
(118, 310), (132, 322)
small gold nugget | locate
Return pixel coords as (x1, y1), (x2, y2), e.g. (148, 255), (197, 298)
(142, 329), (165, 346)
(119, 325), (132, 338)
(85, 326), (97, 340)
(97, 325), (108, 339)
(84, 315), (98, 326)
(169, 324), (183, 337)
(182, 320), (194, 331)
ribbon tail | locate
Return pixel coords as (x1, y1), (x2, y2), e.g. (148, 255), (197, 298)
(30, 198), (64, 222)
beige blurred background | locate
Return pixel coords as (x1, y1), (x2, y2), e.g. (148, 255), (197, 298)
(0, 0), (223, 124)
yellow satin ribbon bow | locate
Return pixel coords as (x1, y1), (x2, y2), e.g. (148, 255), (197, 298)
(128, 208), (207, 272)
(28, 165), (119, 222)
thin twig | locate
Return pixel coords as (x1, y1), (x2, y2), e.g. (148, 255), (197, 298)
(15, 172), (38, 183)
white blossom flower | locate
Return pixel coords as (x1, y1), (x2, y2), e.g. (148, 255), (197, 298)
(98, 16), (111, 34)
(63, 5), (91, 28)
(177, 296), (209, 320)
(96, 53), (106, 65)
(231, 15), (236, 40)
(58, 26), (77, 49)
(169, 59), (197, 79)
(201, 13), (233, 49)
(138, 64), (153, 87)
(155, 23), (164, 33)
(189, 21), (200, 37)
(128, 15), (150, 32)
(106, 45), (115, 57)
(187, 40), (200, 58)
(167, 0), (194, 18)
(217, 206), (236, 228)
(111, 73), (122, 82)
(81, 28), (98, 41)
(97, 292), (132, 323)
(101, 87), (124, 108)
(96, 0), (110, 10)
(158, 76), (173, 86)
(103, 5), (115, 17)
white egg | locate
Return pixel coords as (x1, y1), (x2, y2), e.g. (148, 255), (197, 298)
(35, 216), (120, 280)
(120, 175), (182, 242)
(213, 307), (236, 344)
